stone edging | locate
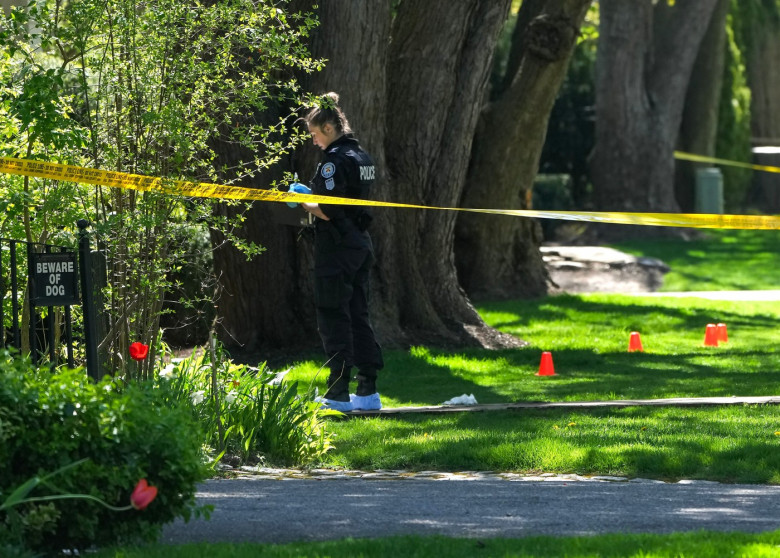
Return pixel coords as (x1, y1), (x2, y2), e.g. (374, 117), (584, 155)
(348, 396), (780, 416)
(219, 466), (723, 485)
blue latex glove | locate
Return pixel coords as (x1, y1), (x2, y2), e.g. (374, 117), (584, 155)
(286, 183), (311, 207)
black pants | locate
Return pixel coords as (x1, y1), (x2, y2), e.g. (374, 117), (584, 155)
(314, 222), (383, 375)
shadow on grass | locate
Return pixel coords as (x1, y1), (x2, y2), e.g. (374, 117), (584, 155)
(331, 406), (780, 483)
(479, 294), (780, 332)
(278, 294), (778, 407)
(613, 229), (780, 291)
(382, 346), (780, 406)
(619, 441), (780, 483)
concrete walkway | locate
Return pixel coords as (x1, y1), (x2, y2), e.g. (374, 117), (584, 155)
(350, 395), (780, 417)
(639, 290), (780, 301)
(162, 476), (780, 545)
(160, 391), (780, 546)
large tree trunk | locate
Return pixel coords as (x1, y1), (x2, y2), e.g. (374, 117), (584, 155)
(455, 0), (592, 301)
(747, 16), (780, 212)
(674, 0), (730, 212)
(377, 0), (519, 347)
(590, 0), (719, 219)
(210, 201), (316, 353)
(748, 26), (780, 141)
(214, 1), (585, 354)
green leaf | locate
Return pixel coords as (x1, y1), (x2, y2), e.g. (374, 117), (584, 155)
(1, 476), (42, 509)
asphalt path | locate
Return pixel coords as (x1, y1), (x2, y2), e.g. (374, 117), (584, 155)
(161, 477), (780, 544)
(640, 290), (780, 301)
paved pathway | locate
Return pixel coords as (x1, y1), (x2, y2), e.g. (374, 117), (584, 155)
(350, 395), (780, 417)
(639, 290), (780, 301)
(162, 392), (780, 545)
(162, 474), (780, 544)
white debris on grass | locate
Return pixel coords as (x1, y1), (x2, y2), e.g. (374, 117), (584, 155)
(442, 393), (478, 406)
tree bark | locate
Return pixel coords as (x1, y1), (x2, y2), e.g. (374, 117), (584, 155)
(746, 17), (780, 211)
(748, 23), (780, 139)
(377, 0), (519, 347)
(210, 202), (315, 353)
(212, 1), (564, 354)
(456, 0), (592, 301)
(674, 0), (730, 212)
(590, 0), (719, 220)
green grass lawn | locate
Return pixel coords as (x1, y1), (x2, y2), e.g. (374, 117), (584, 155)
(612, 228), (780, 292)
(94, 531), (780, 558)
(288, 295), (780, 407)
(278, 293), (780, 484)
(108, 229), (780, 557)
(317, 405), (780, 482)
(285, 230), (780, 408)
(280, 228), (780, 485)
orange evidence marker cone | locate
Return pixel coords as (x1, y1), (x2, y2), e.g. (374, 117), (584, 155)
(628, 331), (644, 352)
(703, 323), (719, 347)
(716, 323), (728, 343)
(536, 351), (556, 376)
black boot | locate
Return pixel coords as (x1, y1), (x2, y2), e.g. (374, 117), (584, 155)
(324, 367), (351, 402)
(352, 370), (381, 410)
(355, 370), (377, 397)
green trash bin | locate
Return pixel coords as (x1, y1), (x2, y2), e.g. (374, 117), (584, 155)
(695, 167), (723, 214)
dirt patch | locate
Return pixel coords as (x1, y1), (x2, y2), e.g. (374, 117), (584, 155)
(461, 323), (529, 350)
(542, 246), (669, 294)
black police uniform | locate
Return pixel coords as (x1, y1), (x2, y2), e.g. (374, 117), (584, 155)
(309, 134), (383, 400)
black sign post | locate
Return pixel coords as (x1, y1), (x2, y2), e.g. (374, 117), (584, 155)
(78, 220), (100, 381)
(3, 221), (101, 376)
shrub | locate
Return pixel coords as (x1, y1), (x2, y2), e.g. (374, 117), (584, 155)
(155, 341), (335, 466)
(160, 222), (215, 348)
(0, 352), (208, 554)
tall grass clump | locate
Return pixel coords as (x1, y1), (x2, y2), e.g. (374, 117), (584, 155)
(153, 340), (336, 467)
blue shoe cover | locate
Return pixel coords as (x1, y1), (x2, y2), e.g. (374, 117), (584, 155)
(314, 396), (353, 412)
(350, 393), (382, 411)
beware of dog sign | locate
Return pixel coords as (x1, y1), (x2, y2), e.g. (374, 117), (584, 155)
(30, 252), (79, 306)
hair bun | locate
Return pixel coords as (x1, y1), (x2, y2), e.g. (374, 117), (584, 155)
(306, 92), (352, 135)
(323, 92), (340, 105)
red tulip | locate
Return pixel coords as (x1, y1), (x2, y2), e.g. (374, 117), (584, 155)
(130, 479), (157, 510)
(129, 342), (149, 361)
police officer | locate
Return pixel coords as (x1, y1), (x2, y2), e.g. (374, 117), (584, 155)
(301, 92), (383, 412)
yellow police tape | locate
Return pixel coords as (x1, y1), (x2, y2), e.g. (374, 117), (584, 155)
(1, 156), (779, 230)
(675, 150), (780, 174)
